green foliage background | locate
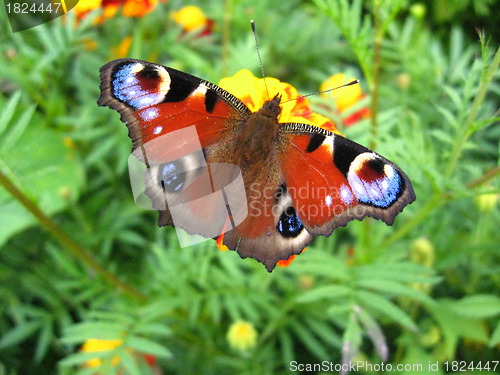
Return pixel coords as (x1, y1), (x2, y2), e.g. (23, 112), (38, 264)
(0, 0), (499, 374)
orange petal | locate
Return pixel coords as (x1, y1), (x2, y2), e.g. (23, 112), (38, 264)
(216, 219), (230, 251)
(122, 0), (157, 17)
(277, 247), (306, 268)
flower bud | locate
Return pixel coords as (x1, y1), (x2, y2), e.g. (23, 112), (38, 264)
(410, 237), (434, 268)
(227, 321), (258, 352)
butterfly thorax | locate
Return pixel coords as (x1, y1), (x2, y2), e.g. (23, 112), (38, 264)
(202, 95), (282, 193)
(228, 96), (282, 181)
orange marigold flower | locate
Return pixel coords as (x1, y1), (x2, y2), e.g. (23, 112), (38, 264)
(122, 0), (157, 17)
(74, 0), (159, 20)
(219, 69), (339, 133)
(171, 5), (214, 36)
(320, 73), (370, 126)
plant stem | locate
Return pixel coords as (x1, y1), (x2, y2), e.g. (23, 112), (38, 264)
(445, 46), (500, 179)
(370, 0), (382, 151)
(0, 169), (146, 302)
(362, 0), (384, 244)
(466, 166), (500, 189)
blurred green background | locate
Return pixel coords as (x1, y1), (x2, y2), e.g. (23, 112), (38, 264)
(0, 0), (499, 374)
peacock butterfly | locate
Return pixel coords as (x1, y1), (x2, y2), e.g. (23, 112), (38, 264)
(98, 58), (415, 272)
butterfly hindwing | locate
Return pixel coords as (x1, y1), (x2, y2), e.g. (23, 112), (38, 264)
(221, 181), (314, 271)
(279, 123), (415, 235)
(221, 125), (415, 271)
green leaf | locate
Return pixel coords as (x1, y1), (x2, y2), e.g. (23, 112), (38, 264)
(291, 254), (349, 281)
(357, 290), (417, 331)
(134, 323), (172, 338)
(34, 319), (52, 362)
(127, 336), (172, 358)
(61, 322), (124, 344)
(297, 284), (351, 303)
(430, 299), (489, 358)
(449, 294), (500, 318)
(118, 350), (141, 375)
(489, 320), (500, 347)
(341, 311), (362, 370)
(356, 278), (435, 306)
(0, 321), (40, 348)
(290, 320), (330, 360)
(0, 92), (22, 137)
(278, 331), (295, 366)
(58, 351), (105, 367)
(0, 113), (84, 245)
(356, 263), (438, 284)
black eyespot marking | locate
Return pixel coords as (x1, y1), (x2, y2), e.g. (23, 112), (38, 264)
(138, 65), (161, 79)
(277, 206), (304, 238)
(306, 134), (326, 153)
(366, 157), (385, 174)
(333, 136), (370, 177)
(159, 161), (185, 193)
(205, 89), (219, 113)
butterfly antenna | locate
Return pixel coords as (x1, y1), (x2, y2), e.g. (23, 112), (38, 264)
(251, 20), (271, 100)
(281, 79), (359, 104)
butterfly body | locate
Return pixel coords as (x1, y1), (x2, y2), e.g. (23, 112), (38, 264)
(99, 59), (415, 271)
(209, 95), (282, 192)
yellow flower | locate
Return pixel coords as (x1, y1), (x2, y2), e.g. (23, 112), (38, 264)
(219, 69), (338, 133)
(73, 0), (101, 14)
(80, 338), (158, 370)
(171, 5), (207, 32)
(320, 73), (370, 126)
(226, 321), (258, 352)
(80, 338), (123, 368)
